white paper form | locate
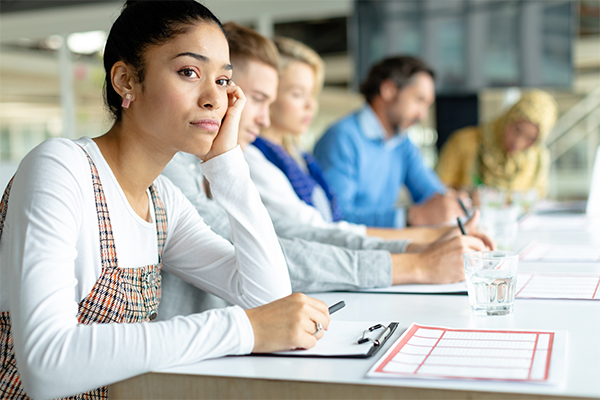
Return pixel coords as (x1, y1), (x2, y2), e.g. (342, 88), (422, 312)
(519, 214), (591, 232)
(357, 281), (467, 294)
(355, 273), (600, 299)
(532, 200), (587, 214)
(520, 241), (600, 262)
(274, 321), (393, 357)
(368, 324), (565, 384)
(516, 272), (600, 300)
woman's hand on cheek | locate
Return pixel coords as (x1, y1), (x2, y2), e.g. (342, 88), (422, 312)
(202, 83), (247, 162)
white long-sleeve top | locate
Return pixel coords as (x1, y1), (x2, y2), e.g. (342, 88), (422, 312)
(244, 144), (367, 235)
(0, 137), (290, 400)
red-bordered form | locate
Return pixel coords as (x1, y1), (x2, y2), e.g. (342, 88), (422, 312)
(516, 272), (600, 300)
(520, 241), (600, 263)
(368, 324), (555, 381)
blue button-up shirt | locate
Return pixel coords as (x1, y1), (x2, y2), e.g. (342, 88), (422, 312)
(313, 105), (446, 227)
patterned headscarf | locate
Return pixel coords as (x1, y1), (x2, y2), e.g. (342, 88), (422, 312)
(476, 90), (558, 194)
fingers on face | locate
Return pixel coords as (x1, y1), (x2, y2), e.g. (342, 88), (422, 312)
(227, 84), (245, 99)
(226, 84), (246, 109)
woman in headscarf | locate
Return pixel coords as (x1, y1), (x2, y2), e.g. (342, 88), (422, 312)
(436, 90), (558, 198)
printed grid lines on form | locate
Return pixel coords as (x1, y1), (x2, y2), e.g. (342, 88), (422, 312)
(374, 324), (554, 381)
(516, 273), (600, 300)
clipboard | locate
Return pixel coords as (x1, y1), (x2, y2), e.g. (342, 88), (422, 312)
(261, 321), (399, 359)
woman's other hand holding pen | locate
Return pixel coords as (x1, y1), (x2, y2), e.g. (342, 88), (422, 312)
(393, 210), (496, 285)
(244, 293), (330, 353)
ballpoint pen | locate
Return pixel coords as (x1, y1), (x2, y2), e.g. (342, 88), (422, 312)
(328, 300), (345, 315)
(457, 197), (470, 218)
(457, 217), (467, 235)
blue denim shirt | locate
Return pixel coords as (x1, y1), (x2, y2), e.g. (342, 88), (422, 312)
(313, 104), (446, 227)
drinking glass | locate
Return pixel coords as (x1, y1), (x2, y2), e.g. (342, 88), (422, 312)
(476, 185), (508, 208)
(463, 251), (519, 316)
(511, 189), (538, 216)
(479, 205), (520, 251)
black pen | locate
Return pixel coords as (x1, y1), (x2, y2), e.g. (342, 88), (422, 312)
(457, 217), (467, 235)
(328, 300), (345, 315)
(457, 197), (470, 218)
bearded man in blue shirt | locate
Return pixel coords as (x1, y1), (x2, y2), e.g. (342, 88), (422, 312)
(314, 56), (464, 228)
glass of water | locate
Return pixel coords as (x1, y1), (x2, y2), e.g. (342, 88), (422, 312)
(463, 251), (519, 316)
(478, 206), (520, 251)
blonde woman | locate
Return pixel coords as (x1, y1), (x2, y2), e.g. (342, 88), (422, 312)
(244, 37), (366, 234)
(436, 90), (558, 198)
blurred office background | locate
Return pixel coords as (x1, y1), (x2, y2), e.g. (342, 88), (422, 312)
(1, 0), (599, 200)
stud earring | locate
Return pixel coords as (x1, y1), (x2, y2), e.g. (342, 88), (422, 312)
(121, 93), (132, 109)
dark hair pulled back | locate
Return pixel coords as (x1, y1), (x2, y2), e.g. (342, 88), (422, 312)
(103, 0), (225, 121)
(359, 56), (435, 104)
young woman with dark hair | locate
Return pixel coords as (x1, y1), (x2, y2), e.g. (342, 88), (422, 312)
(0, 2), (328, 398)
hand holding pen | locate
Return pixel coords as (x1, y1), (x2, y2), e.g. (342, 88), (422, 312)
(456, 210), (496, 250)
(401, 209), (496, 284)
(314, 301), (346, 336)
(245, 293), (332, 353)
(457, 197), (470, 218)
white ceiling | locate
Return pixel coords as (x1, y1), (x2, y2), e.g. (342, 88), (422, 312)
(0, 0), (353, 43)
(0, 0), (357, 133)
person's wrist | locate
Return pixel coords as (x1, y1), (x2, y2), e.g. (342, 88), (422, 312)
(405, 242), (426, 253)
(244, 308), (261, 353)
(412, 252), (429, 284)
(391, 253), (422, 285)
(200, 143), (237, 162)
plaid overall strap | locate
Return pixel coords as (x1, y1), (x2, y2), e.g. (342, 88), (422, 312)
(149, 183), (167, 264)
(0, 177), (13, 239)
(0, 178), (23, 398)
(77, 151), (167, 326)
(0, 148), (167, 400)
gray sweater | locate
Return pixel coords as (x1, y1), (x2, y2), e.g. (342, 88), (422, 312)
(157, 152), (410, 320)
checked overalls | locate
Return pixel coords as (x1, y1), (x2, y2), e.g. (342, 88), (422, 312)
(0, 147), (167, 399)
